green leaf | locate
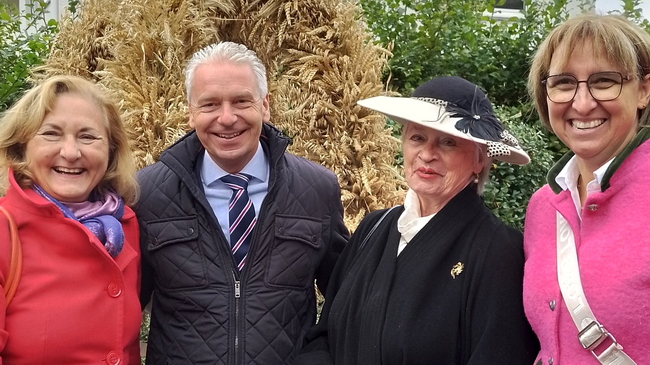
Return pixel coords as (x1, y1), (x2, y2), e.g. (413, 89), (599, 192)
(0, 0), (58, 111)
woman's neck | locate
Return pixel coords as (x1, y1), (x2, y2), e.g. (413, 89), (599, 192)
(575, 159), (599, 207)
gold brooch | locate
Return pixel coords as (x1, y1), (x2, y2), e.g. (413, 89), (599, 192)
(450, 262), (464, 279)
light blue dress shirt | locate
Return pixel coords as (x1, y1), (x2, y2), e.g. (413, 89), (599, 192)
(200, 142), (269, 244)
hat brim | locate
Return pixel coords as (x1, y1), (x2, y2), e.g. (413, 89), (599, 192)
(358, 96), (530, 165)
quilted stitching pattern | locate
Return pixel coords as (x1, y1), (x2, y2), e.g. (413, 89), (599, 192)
(147, 217), (206, 290)
(137, 128), (344, 364)
(269, 214), (322, 288)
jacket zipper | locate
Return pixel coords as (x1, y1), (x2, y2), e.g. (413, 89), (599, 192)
(233, 272), (241, 364)
(230, 133), (285, 364)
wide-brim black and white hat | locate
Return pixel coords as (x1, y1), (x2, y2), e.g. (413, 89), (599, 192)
(357, 76), (530, 165)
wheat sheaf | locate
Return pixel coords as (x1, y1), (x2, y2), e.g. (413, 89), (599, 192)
(35, 0), (407, 230)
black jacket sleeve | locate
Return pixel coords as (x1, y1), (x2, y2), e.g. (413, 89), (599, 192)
(135, 169), (155, 309)
(295, 209), (388, 365)
(464, 223), (540, 364)
(313, 178), (349, 297)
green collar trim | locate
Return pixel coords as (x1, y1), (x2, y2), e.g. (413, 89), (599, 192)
(547, 151), (573, 194)
(547, 127), (650, 194)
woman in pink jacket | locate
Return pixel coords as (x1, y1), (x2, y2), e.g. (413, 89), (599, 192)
(525, 14), (650, 365)
(0, 75), (141, 364)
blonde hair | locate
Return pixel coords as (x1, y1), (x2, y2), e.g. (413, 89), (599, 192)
(528, 14), (650, 130)
(0, 75), (139, 205)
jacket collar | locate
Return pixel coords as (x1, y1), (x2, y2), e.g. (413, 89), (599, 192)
(158, 122), (291, 177)
(259, 123), (291, 169)
(547, 128), (650, 194)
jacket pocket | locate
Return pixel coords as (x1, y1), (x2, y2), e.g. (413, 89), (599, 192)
(145, 216), (207, 291)
(265, 214), (323, 289)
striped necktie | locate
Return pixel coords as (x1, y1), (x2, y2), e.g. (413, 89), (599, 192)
(221, 173), (256, 270)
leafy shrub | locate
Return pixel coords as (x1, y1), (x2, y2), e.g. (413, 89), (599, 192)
(359, 0), (570, 111)
(0, 0), (58, 112)
(360, 0), (647, 113)
(482, 105), (562, 229)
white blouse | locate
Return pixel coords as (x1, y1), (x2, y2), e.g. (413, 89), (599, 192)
(396, 189), (436, 256)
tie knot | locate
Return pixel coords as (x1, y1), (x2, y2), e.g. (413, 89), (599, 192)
(221, 173), (251, 190)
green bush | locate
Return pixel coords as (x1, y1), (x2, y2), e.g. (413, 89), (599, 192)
(360, 0), (647, 112)
(359, 0), (570, 111)
(482, 105), (561, 229)
(0, 0), (58, 112)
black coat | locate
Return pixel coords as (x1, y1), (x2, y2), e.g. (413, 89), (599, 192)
(295, 187), (539, 365)
(136, 124), (349, 364)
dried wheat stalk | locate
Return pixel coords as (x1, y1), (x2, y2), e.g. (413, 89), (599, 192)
(34, 0), (407, 230)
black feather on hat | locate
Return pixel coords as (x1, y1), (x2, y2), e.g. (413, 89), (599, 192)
(412, 76), (504, 142)
(356, 76), (530, 165)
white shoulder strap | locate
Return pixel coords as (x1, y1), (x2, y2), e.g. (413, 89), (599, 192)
(556, 212), (636, 365)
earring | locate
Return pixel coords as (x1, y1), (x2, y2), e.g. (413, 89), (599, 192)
(473, 173), (479, 184)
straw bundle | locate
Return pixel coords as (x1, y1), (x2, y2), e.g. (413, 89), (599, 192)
(35, 0), (406, 230)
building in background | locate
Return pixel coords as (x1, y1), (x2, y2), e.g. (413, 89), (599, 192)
(6, 0), (70, 22)
(11, 0), (646, 26)
(7, 0), (601, 21)
(492, 0), (596, 19)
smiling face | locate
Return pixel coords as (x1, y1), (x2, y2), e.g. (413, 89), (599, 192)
(188, 61), (270, 173)
(25, 93), (110, 203)
(547, 41), (650, 172)
(402, 122), (484, 215)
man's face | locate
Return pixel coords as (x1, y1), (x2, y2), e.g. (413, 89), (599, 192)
(189, 61), (269, 173)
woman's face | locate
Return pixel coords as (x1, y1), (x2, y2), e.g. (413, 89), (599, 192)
(25, 93), (110, 203)
(547, 41), (650, 171)
(402, 122), (483, 215)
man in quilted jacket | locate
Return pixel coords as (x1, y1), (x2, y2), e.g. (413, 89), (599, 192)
(135, 41), (349, 364)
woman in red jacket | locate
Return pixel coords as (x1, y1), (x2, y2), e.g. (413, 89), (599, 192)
(0, 75), (141, 364)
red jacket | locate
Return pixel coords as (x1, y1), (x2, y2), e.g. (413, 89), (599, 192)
(0, 170), (141, 364)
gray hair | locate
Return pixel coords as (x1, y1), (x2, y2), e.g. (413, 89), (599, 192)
(474, 145), (493, 195)
(184, 42), (268, 103)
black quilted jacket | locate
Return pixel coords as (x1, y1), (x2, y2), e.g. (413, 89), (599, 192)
(136, 124), (348, 365)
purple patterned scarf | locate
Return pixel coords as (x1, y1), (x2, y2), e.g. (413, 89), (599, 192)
(32, 184), (125, 257)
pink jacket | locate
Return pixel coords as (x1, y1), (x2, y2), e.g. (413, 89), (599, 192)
(523, 138), (650, 365)
(0, 170), (141, 364)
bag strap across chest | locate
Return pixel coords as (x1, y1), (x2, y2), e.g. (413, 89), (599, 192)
(556, 212), (636, 364)
(1, 206), (22, 306)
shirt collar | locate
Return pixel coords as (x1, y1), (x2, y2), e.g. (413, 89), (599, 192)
(397, 188), (435, 243)
(555, 155), (614, 192)
(200, 142), (269, 187)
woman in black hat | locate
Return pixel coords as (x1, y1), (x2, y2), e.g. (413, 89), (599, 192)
(294, 76), (539, 365)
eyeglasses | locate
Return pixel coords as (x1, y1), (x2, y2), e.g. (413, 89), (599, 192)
(542, 71), (632, 103)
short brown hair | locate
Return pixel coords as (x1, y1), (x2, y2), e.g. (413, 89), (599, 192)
(528, 14), (650, 130)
